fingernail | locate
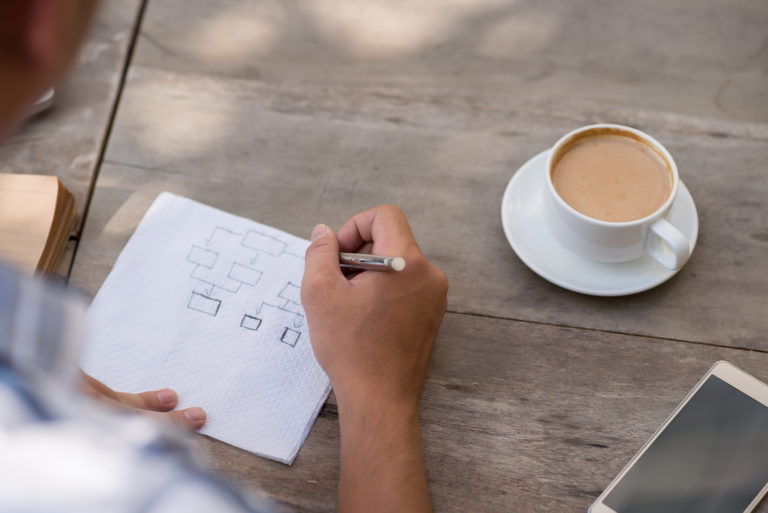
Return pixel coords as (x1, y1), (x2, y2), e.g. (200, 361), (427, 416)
(156, 389), (177, 405)
(311, 224), (327, 241)
(184, 407), (206, 422)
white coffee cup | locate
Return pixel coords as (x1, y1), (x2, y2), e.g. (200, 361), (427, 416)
(545, 124), (690, 270)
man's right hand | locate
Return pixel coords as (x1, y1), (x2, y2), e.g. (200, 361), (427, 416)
(301, 205), (448, 513)
(301, 204), (448, 413)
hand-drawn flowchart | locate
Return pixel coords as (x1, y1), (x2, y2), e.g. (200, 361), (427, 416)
(185, 226), (306, 347)
(85, 193), (330, 464)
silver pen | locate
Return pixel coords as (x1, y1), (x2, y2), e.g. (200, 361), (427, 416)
(339, 252), (406, 272)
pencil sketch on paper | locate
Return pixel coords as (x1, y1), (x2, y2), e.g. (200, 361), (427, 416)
(185, 225), (306, 348)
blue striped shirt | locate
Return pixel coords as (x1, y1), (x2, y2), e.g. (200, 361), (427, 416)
(0, 264), (277, 513)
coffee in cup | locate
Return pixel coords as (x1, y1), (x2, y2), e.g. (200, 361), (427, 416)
(551, 130), (673, 223)
(545, 124), (691, 270)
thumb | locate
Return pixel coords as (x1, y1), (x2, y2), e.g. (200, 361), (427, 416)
(303, 224), (343, 289)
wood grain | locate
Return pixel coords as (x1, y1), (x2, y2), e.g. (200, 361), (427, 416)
(132, 0), (768, 124)
(71, 161), (768, 511)
(75, 68), (768, 349)
(183, 313), (768, 512)
(66, 1), (768, 511)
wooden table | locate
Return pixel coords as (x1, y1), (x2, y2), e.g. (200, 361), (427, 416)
(4, 1), (768, 511)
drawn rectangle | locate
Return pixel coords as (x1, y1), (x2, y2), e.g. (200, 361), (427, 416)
(282, 302), (303, 315)
(281, 327), (301, 347)
(240, 315), (262, 331)
(228, 263), (263, 286)
(187, 245), (217, 268)
(187, 292), (221, 316)
(242, 231), (286, 256)
(280, 283), (301, 304)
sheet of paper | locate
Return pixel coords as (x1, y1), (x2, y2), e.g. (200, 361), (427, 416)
(82, 192), (330, 464)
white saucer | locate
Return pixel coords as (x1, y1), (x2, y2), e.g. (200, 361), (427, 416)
(500, 149), (698, 296)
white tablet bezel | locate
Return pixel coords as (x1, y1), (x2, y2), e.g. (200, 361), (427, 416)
(590, 361), (768, 513)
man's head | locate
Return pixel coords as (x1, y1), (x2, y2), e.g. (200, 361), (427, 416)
(0, 0), (99, 135)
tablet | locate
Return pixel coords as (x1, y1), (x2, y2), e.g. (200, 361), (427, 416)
(590, 361), (768, 513)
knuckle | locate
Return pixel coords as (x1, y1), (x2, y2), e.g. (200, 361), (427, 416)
(304, 239), (334, 259)
(139, 392), (155, 409)
(380, 204), (405, 218)
(379, 204), (411, 228)
(169, 411), (190, 426)
(405, 248), (427, 271)
(434, 267), (449, 294)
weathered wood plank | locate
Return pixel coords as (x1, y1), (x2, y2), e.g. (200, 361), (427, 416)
(133, 0), (768, 124)
(70, 157), (768, 510)
(179, 313), (768, 512)
(67, 1), (768, 510)
(52, 239), (76, 281)
(0, 0), (143, 234)
(76, 69), (768, 349)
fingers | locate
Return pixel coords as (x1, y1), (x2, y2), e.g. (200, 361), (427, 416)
(117, 390), (207, 430)
(116, 388), (179, 412)
(355, 241), (374, 254)
(303, 224), (345, 293)
(336, 205), (417, 256)
(81, 373), (120, 401)
(154, 407), (207, 431)
(80, 372), (206, 430)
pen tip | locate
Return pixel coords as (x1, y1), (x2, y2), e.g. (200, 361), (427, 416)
(392, 257), (406, 271)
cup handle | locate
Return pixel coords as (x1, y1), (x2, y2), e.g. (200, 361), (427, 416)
(645, 218), (690, 271)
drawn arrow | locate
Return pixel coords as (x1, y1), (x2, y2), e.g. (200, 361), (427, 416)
(204, 228), (216, 247)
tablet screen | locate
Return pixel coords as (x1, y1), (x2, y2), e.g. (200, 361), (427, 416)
(604, 375), (768, 513)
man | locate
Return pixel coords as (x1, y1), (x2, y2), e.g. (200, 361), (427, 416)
(0, 1), (448, 512)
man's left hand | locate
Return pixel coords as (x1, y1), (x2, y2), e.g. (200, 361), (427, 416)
(81, 373), (206, 430)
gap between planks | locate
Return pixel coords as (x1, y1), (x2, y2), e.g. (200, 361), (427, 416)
(447, 308), (768, 356)
(66, 0), (150, 280)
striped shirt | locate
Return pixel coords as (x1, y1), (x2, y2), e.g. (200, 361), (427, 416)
(0, 263), (277, 513)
